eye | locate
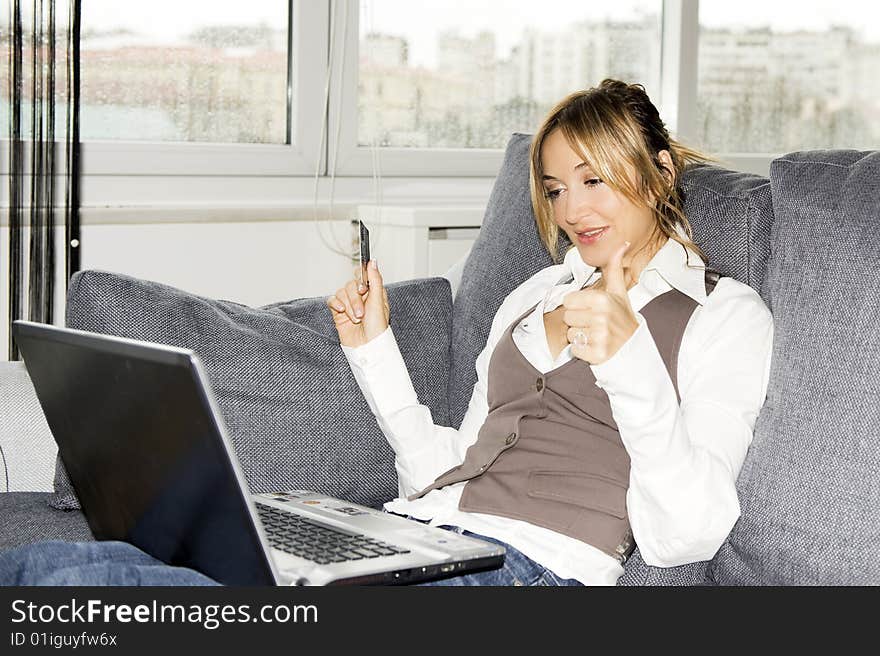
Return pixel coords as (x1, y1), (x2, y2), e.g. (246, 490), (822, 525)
(544, 187), (564, 201)
(585, 178), (603, 188)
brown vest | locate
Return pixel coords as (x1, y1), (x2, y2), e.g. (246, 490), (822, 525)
(409, 270), (721, 563)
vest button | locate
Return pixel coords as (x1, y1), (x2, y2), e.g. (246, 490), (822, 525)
(535, 378), (544, 392)
(505, 432), (516, 445)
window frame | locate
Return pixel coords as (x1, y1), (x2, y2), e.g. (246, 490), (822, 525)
(329, 0), (678, 177)
(74, 0), (329, 177)
(323, 0), (789, 178)
(660, 2), (776, 174)
(326, 0), (506, 177)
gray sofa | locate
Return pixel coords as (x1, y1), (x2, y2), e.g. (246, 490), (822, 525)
(1, 134), (878, 585)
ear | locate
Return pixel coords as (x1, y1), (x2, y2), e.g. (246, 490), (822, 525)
(656, 149), (675, 184)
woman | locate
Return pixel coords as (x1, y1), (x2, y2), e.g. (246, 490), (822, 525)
(327, 79), (774, 585)
(0, 80), (772, 587)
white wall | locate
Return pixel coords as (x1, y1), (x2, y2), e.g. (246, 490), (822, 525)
(1, 226), (69, 361)
(79, 219), (355, 307)
(0, 209), (481, 361)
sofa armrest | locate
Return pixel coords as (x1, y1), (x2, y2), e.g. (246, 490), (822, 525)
(0, 361), (57, 493)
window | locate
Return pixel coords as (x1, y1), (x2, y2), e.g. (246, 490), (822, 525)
(358, 0), (662, 150)
(697, 0), (880, 153)
(72, 1), (326, 177)
(80, 1), (290, 144)
(5, 1), (876, 203)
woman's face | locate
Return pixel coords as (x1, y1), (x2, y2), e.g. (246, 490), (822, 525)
(540, 128), (660, 271)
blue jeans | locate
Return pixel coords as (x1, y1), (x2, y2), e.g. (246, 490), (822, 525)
(417, 527), (583, 586)
(0, 541), (219, 586)
(0, 532), (582, 586)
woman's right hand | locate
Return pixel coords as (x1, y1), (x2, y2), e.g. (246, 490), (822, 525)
(326, 260), (390, 348)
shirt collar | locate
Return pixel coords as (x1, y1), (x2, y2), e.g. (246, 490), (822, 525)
(556, 227), (708, 305)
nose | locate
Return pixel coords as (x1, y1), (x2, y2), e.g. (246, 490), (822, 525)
(563, 185), (593, 225)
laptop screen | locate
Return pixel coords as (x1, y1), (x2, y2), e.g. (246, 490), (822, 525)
(14, 322), (276, 585)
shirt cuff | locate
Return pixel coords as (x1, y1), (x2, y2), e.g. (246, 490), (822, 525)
(589, 312), (652, 388)
(340, 326), (420, 419)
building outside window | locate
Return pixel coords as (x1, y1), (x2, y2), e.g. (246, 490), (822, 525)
(78, 0), (289, 144)
(2, 0), (878, 180)
(358, 0), (662, 150)
(697, 0), (880, 153)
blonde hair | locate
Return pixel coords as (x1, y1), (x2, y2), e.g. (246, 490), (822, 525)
(529, 79), (712, 263)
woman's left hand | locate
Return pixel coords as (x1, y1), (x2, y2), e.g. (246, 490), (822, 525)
(562, 241), (640, 365)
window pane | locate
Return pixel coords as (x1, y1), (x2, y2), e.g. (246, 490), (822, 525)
(81, 1), (289, 144)
(698, 0), (880, 152)
(359, 0), (662, 149)
(0, 6), (72, 140)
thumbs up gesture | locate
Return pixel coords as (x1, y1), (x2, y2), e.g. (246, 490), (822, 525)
(562, 241), (640, 365)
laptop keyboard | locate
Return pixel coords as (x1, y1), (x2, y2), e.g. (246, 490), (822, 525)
(256, 502), (411, 565)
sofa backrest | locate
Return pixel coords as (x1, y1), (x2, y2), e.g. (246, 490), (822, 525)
(709, 149), (880, 585)
(679, 163), (773, 299)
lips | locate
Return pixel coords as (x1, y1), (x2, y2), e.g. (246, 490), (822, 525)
(576, 226), (609, 244)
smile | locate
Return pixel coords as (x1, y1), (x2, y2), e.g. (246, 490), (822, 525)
(576, 226), (608, 244)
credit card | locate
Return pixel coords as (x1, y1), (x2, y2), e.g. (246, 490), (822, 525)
(358, 220), (370, 289)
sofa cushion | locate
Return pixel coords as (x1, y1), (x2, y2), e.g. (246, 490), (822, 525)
(710, 149), (880, 585)
(54, 270), (453, 511)
(0, 493), (93, 552)
(679, 163), (773, 300)
(617, 548), (712, 586)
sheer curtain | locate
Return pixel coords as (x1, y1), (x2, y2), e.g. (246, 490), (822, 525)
(5, 0), (81, 360)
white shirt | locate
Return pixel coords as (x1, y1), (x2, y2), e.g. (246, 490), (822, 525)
(341, 237), (774, 585)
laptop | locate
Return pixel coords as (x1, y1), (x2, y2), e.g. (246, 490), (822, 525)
(12, 320), (505, 586)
